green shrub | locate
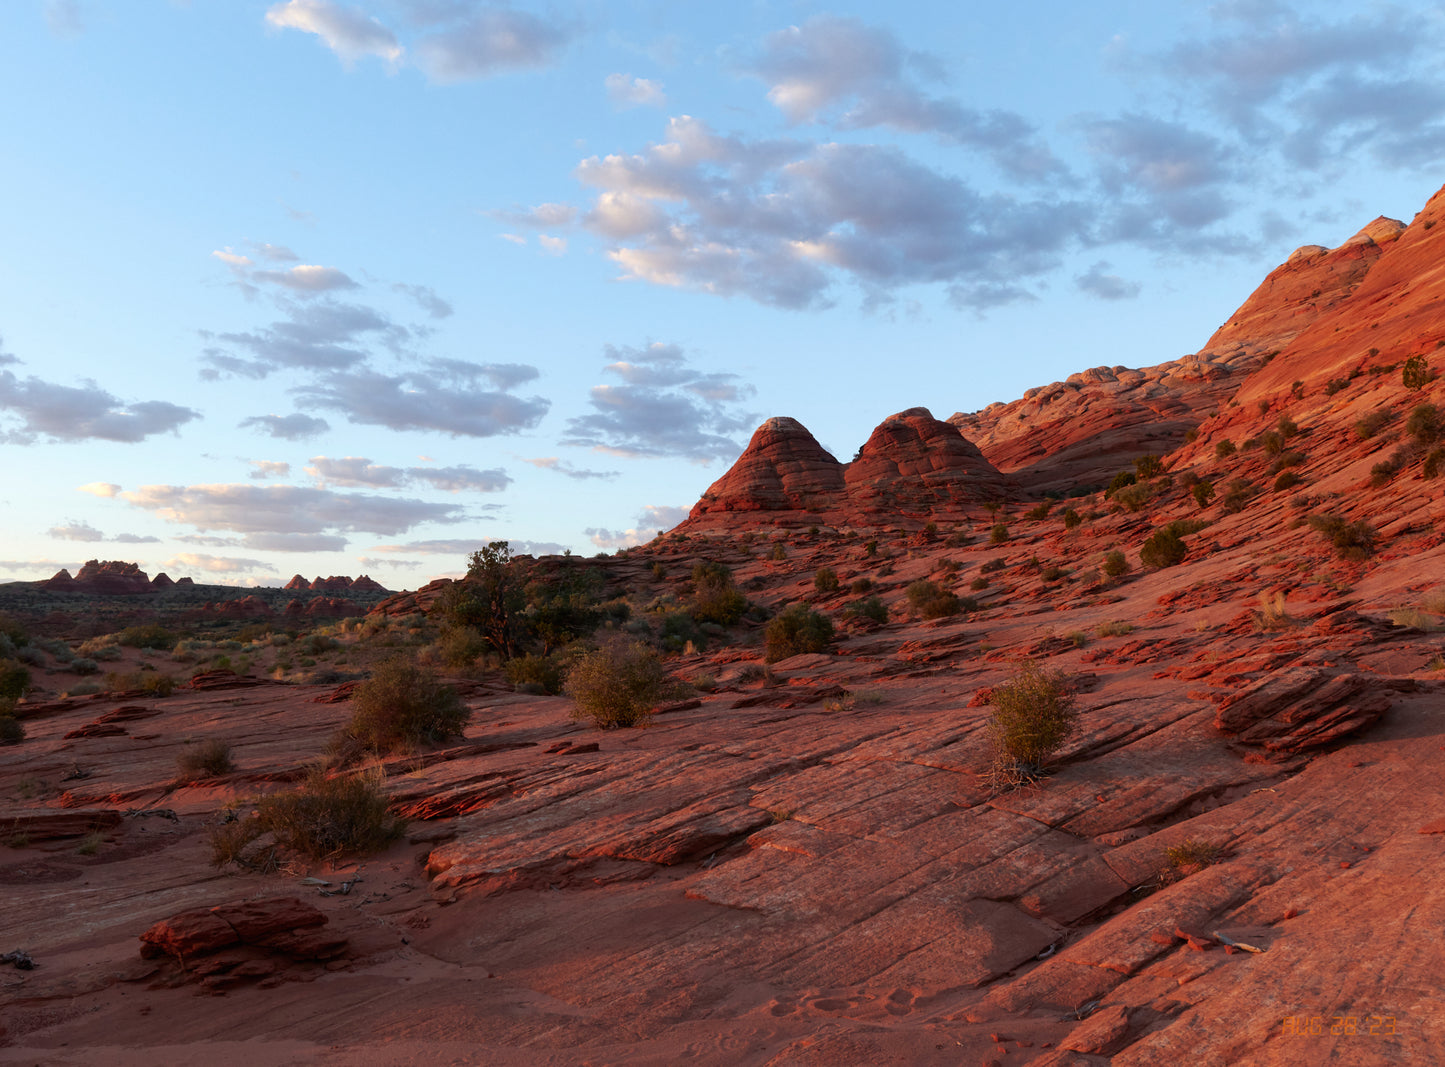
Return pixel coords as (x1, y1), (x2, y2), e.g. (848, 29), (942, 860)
(117, 624), (177, 651)
(764, 605), (835, 662)
(1324, 378), (1348, 396)
(1273, 471), (1303, 492)
(1277, 415), (1300, 438)
(1164, 837), (1222, 879)
(658, 611), (706, 654)
(990, 523), (1010, 545)
(0, 660), (29, 701)
(1112, 482), (1154, 512)
(769, 543), (787, 561)
(1096, 620), (1134, 637)
(1355, 409), (1393, 439)
(691, 562), (747, 625)
(1063, 508), (1081, 530)
(1307, 515), (1377, 561)
(0, 613), (28, 649)
(1140, 527), (1188, 568)
(980, 558), (1006, 574)
(1040, 565), (1067, 582)
(813, 567), (840, 593)
(988, 661), (1079, 775)
(1215, 439), (1236, 459)
(850, 577), (872, 594)
(1271, 450), (1306, 472)
(0, 714), (24, 745)
(970, 576), (989, 591)
(1134, 455), (1166, 479)
(1025, 502), (1052, 521)
(105, 671), (178, 696)
(252, 767), (404, 861)
(1406, 402), (1443, 444)
(341, 657), (469, 752)
(1102, 550), (1130, 579)
(1425, 448), (1445, 479)
(906, 581), (960, 619)
(565, 637), (687, 728)
(1221, 478), (1259, 513)
(435, 626), (488, 668)
(176, 739), (234, 781)
(504, 652), (567, 694)
(1192, 480), (1215, 507)
(1107, 470), (1137, 495)
(1403, 354), (1431, 390)
(1259, 430), (1284, 456)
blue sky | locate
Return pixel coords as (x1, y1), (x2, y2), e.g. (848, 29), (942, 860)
(3, 0), (1444, 587)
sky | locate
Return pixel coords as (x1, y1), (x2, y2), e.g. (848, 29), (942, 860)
(3, 0), (1445, 588)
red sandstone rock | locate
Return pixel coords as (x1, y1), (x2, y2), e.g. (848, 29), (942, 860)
(1213, 668), (1391, 758)
(43, 559), (155, 595)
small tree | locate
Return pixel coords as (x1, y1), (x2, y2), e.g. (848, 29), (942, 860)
(691, 561), (747, 624)
(813, 566), (840, 593)
(565, 637), (687, 728)
(1403, 355), (1431, 390)
(1102, 549), (1130, 579)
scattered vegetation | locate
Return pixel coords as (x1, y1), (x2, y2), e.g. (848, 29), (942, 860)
(1221, 478), (1260, 513)
(813, 567), (840, 593)
(1406, 402), (1443, 444)
(1102, 550), (1130, 579)
(0, 660), (29, 702)
(1140, 526), (1188, 568)
(1192, 480), (1215, 507)
(1403, 354), (1433, 390)
(1096, 620), (1134, 638)
(105, 671), (178, 696)
(1214, 439), (1236, 459)
(764, 605), (835, 663)
(990, 523), (1010, 545)
(691, 562), (748, 625)
(1163, 838), (1223, 880)
(1354, 409), (1393, 440)
(1254, 591), (1293, 631)
(251, 767), (404, 862)
(0, 714), (24, 745)
(906, 580), (961, 619)
(339, 657), (470, 753)
(117, 624), (177, 651)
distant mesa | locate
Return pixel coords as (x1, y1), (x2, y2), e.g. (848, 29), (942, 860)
(151, 572), (175, 589)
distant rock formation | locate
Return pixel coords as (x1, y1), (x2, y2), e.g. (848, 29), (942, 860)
(681, 408), (1006, 532)
(151, 573), (175, 589)
(284, 574), (388, 594)
(43, 560), (155, 596)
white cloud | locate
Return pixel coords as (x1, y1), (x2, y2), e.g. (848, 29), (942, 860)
(48, 521), (104, 542)
(165, 553), (271, 574)
(392, 282), (453, 318)
(585, 527), (648, 551)
(638, 504), (688, 529)
(120, 483), (466, 538)
(249, 460), (293, 479)
(78, 482), (121, 498)
(0, 369), (199, 444)
(251, 264), (359, 293)
(539, 234), (568, 255)
(239, 413), (332, 440)
(1075, 261), (1142, 300)
(265, 0), (402, 65)
(491, 202), (577, 228)
(413, 9), (570, 82)
(520, 457), (618, 480)
(368, 538), (566, 556)
(305, 454), (512, 493)
(606, 73), (666, 109)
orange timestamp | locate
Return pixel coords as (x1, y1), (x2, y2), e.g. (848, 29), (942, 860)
(1281, 1015), (1396, 1037)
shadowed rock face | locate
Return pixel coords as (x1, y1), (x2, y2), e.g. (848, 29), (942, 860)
(684, 409), (1006, 531)
(44, 560), (155, 595)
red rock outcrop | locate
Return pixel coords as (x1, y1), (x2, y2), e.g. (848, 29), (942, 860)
(1213, 668), (1394, 759)
(282, 596), (362, 618)
(150, 572), (175, 589)
(43, 560), (154, 595)
(349, 575), (387, 593)
(284, 574), (310, 591)
(682, 408), (1006, 531)
(948, 216), (1404, 494)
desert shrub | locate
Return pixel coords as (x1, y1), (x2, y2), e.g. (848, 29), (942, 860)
(980, 558), (1006, 574)
(813, 567), (840, 593)
(1106, 470), (1137, 495)
(1354, 409), (1393, 439)
(1140, 526), (1188, 568)
(1259, 430), (1284, 456)
(1164, 838), (1222, 879)
(1403, 354), (1432, 390)
(1134, 454), (1166, 479)
(1025, 501), (1052, 520)
(1369, 451), (1406, 487)
(906, 581), (960, 619)
(1192, 480), (1216, 507)
(504, 652), (567, 694)
(340, 657), (469, 752)
(0, 613), (27, 650)
(658, 611), (707, 654)
(176, 739), (234, 781)
(1324, 377), (1349, 396)
(691, 562), (748, 625)
(0, 713), (23, 745)
(769, 543), (787, 561)
(105, 671), (178, 696)
(1406, 402), (1443, 444)
(15, 646), (45, 668)
(864, 539), (878, 557)
(1307, 515), (1377, 561)
(433, 626), (488, 669)
(945, 530), (974, 547)
(764, 605), (835, 662)
(1277, 415), (1300, 438)
(1096, 620), (1134, 637)
(1254, 591), (1293, 630)
(1221, 478), (1259, 513)
(0, 660), (31, 701)
(1214, 439), (1236, 459)
(989, 523), (1010, 545)
(987, 661), (1079, 777)
(1040, 565), (1067, 582)
(1063, 508), (1082, 530)
(850, 577), (872, 594)
(252, 767), (405, 861)
(1271, 450), (1306, 472)
(1425, 448), (1445, 479)
(1102, 550), (1130, 579)
(1112, 482), (1154, 513)
(970, 576), (989, 591)
(1273, 471), (1303, 492)
(117, 624), (177, 651)
(565, 637), (687, 728)
(35, 639), (71, 664)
